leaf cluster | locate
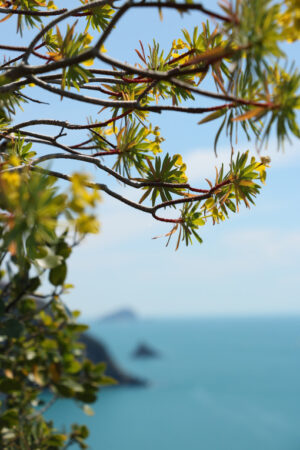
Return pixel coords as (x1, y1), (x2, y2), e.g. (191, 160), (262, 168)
(139, 153), (187, 205)
(110, 121), (164, 177)
(0, 150), (107, 448)
(163, 151), (269, 249)
(46, 24), (94, 90)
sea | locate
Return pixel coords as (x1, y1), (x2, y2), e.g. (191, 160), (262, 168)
(48, 317), (300, 450)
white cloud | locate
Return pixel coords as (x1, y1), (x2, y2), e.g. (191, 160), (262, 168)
(67, 222), (300, 318)
(222, 228), (300, 267)
(83, 208), (156, 249)
(185, 140), (300, 184)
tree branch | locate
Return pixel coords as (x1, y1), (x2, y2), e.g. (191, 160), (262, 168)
(26, 74), (138, 107)
(0, 7), (68, 16)
(31, 166), (153, 214)
(23, 0), (115, 65)
(1, 131), (81, 156)
(169, 77), (276, 108)
(95, 1), (131, 52)
(30, 152), (214, 194)
(130, 2), (231, 22)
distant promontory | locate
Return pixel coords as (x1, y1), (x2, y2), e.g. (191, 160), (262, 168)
(132, 342), (161, 359)
(98, 308), (137, 322)
(79, 334), (146, 386)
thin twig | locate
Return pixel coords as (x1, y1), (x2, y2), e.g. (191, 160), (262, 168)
(129, 1), (231, 23)
(27, 74), (138, 107)
(23, 0), (115, 64)
(0, 7), (68, 16)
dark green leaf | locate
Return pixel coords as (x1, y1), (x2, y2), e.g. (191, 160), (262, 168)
(49, 262), (67, 286)
(0, 379), (22, 393)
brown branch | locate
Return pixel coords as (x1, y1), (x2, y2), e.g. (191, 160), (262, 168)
(31, 166), (153, 214)
(136, 79), (158, 103)
(0, 43), (45, 69)
(30, 152), (229, 195)
(0, 1), (231, 23)
(95, 1), (131, 52)
(6, 48), (95, 81)
(32, 153), (140, 187)
(1, 154), (234, 228)
(92, 149), (120, 157)
(167, 49), (196, 66)
(151, 180), (233, 222)
(70, 109), (133, 149)
(5, 118), (134, 134)
(137, 103), (234, 113)
(32, 50), (54, 62)
(96, 108), (134, 127)
(168, 77), (276, 108)
(26, 74), (138, 108)
(151, 212), (182, 224)
(0, 7), (68, 16)
(8, 163), (217, 224)
(153, 192), (211, 214)
(16, 91), (49, 105)
(0, 5), (117, 17)
(0, 73), (136, 93)
(1, 131), (81, 156)
(97, 52), (176, 80)
(40, 74), (129, 83)
(96, 86), (123, 97)
(0, 44), (36, 51)
(130, 2), (231, 22)
(87, 129), (116, 150)
(22, 0), (114, 65)
(121, 77), (153, 83)
(90, 69), (128, 77)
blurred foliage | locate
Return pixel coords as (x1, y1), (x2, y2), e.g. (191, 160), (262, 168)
(0, 157), (107, 449)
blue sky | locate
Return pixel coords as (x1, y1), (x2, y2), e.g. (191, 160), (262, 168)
(1, 2), (299, 318)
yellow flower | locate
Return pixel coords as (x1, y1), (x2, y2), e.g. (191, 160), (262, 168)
(9, 155), (21, 167)
(70, 173), (101, 213)
(76, 214), (100, 234)
(47, 0), (57, 9)
(1, 171), (21, 189)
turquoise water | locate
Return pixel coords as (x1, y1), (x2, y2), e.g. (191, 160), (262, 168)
(48, 317), (300, 449)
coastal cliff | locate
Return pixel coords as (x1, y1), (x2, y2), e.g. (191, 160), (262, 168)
(79, 333), (146, 386)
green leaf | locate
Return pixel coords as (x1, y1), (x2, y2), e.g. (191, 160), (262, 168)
(0, 409), (19, 428)
(49, 261), (67, 286)
(4, 319), (24, 338)
(214, 114), (227, 155)
(36, 247), (63, 269)
(56, 241), (72, 259)
(194, 218), (205, 226)
(0, 379), (22, 393)
(0, 299), (5, 316)
(100, 375), (118, 386)
(66, 359), (82, 374)
(46, 434), (68, 446)
(198, 108), (227, 125)
(75, 389), (97, 403)
(26, 235), (48, 259)
(27, 276), (41, 293)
